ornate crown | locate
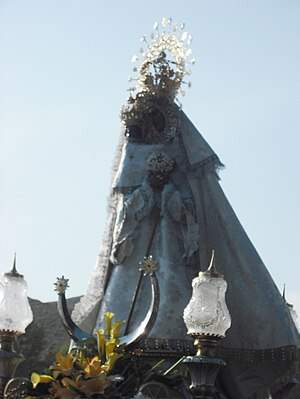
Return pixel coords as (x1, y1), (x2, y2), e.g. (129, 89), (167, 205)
(121, 18), (195, 144)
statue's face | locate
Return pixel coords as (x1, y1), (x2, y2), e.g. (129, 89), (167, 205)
(114, 101), (179, 190)
(125, 107), (166, 144)
(112, 141), (164, 190)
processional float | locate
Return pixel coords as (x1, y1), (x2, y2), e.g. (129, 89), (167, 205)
(2, 17), (300, 399)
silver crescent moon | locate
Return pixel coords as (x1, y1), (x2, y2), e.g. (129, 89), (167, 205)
(118, 271), (160, 350)
(56, 272), (160, 349)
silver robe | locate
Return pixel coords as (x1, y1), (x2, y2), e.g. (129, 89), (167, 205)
(73, 110), (300, 399)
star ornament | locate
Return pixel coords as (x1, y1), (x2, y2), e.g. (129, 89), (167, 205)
(139, 255), (158, 275)
(54, 276), (70, 294)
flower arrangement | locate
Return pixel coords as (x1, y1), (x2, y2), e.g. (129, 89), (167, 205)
(28, 312), (123, 399)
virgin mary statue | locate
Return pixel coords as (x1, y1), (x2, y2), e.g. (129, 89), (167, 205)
(72, 20), (299, 399)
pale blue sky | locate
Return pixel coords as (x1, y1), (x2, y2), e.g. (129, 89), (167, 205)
(1, 1), (300, 313)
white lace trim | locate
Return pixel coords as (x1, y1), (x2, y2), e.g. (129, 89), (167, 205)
(72, 133), (125, 324)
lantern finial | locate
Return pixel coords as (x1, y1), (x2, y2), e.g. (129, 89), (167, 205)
(206, 250), (222, 278)
(12, 253), (17, 273)
(208, 250), (216, 271)
(5, 253), (23, 278)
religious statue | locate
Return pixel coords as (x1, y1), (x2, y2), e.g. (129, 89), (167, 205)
(72, 18), (300, 399)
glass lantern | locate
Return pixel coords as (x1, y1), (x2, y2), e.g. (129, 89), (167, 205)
(183, 251), (231, 344)
(0, 257), (33, 334)
(183, 252), (230, 397)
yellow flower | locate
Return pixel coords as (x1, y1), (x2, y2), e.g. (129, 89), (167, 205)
(56, 352), (73, 370)
(110, 320), (123, 339)
(104, 312), (114, 337)
(51, 352), (74, 377)
(105, 338), (117, 358)
(84, 356), (104, 377)
(96, 328), (105, 359)
(31, 372), (54, 388)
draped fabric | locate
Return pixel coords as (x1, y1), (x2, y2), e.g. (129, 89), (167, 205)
(72, 110), (300, 398)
